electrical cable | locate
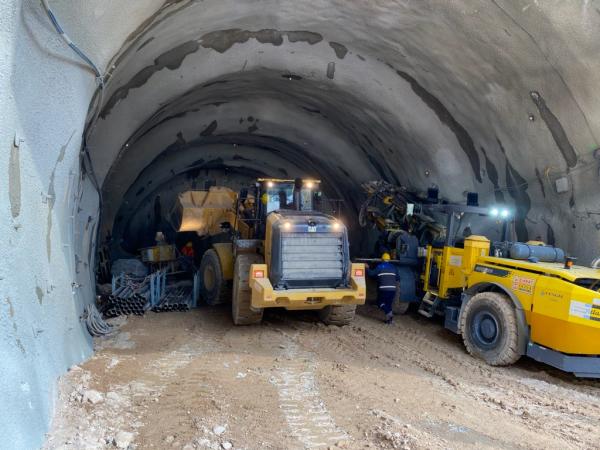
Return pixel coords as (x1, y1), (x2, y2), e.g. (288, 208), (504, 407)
(82, 304), (114, 336)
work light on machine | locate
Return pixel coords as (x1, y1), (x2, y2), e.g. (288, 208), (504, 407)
(490, 207), (511, 218)
(332, 221), (342, 231)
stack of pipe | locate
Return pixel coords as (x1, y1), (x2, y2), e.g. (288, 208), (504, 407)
(151, 286), (192, 312)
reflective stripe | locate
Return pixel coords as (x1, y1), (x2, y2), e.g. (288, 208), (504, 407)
(379, 286), (397, 289)
(377, 273), (396, 276)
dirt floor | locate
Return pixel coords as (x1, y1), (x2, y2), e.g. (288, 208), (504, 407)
(44, 305), (600, 450)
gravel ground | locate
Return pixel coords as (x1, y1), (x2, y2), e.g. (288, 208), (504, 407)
(44, 305), (600, 450)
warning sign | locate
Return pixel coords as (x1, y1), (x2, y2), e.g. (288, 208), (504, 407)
(570, 300), (600, 322)
(512, 276), (535, 295)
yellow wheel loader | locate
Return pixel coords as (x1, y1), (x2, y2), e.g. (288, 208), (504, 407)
(172, 178), (366, 325)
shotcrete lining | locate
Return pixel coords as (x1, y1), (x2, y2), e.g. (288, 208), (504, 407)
(84, 0), (600, 264)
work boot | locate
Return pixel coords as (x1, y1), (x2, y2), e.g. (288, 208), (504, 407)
(384, 313), (393, 325)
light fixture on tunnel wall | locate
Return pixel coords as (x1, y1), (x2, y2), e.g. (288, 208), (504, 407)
(305, 181), (314, 189)
(283, 221), (292, 230)
(332, 221), (341, 231)
(528, 114), (535, 122)
(267, 181), (274, 188)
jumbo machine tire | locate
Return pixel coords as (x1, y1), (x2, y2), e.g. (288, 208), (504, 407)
(232, 253), (264, 325)
(319, 305), (357, 326)
(392, 283), (410, 315)
(200, 249), (230, 305)
(460, 292), (520, 366)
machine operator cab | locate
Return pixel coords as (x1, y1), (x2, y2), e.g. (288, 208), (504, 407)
(418, 203), (515, 300)
(259, 178), (322, 215)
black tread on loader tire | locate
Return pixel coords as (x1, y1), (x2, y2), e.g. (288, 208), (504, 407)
(200, 249), (231, 305)
(392, 286), (410, 315)
(232, 253), (264, 325)
(460, 291), (521, 366)
(319, 305), (357, 326)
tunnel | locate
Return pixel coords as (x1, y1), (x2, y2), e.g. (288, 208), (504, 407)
(2, 1), (600, 448)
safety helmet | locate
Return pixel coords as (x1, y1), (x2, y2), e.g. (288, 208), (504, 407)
(382, 252), (391, 261)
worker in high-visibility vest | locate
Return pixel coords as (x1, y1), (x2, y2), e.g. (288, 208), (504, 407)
(367, 252), (400, 324)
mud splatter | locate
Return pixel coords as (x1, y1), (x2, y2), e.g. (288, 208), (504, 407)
(329, 42), (348, 59)
(9, 143), (21, 219)
(534, 168), (546, 198)
(327, 62), (336, 79)
(47, 131), (75, 261)
(530, 91), (577, 168)
(200, 29), (323, 54)
(101, 41), (200, 118)
(36, 286), (44, 305)
(498, 138), (530, 241)
(397, 70), (482, 183)
(200, 120), (218, 137)
(481, 146), (504, 203)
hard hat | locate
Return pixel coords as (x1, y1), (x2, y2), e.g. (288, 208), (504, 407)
(382, 253), (391, 261)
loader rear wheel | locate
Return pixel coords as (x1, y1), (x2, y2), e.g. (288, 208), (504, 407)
(232, 253), (264, 325)
(200, 249), (230, 305)
(460, 292), (520, 366)
(319, 305), (356, 326)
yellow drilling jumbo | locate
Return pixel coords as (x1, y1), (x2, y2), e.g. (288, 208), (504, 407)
(360, 182), (600, 378)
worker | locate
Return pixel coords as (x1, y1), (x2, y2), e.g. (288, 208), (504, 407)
(367, 252), (400, 324)
(181, 242), (194, 258)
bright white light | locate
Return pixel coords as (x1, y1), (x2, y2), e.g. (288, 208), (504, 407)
(500, 209), (510, 218)
(332, 221), (341, 230)
(305, 181), (314, 189)
(267, 181), (274, 188)
(283, 221), (292, 230)
(490, 208), (499, 217)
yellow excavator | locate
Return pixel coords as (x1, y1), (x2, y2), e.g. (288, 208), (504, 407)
(171, 178), (366, 325)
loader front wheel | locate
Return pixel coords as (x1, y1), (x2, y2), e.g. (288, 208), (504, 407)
(460, 292), (520, 366)
(200, 249), (230, 305)
(319, 305), (356, 326)
(232, 253), (264, 325)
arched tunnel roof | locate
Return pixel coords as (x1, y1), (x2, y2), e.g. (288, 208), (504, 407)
(86, 0), (600, 260)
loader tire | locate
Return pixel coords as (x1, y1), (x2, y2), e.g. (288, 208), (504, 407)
(392, 286), (410, 315)
(319, 305), (356, 326)
(200, 249), (230, 305)
(232, 253), (264, 325)
(460, 292), (520, 366)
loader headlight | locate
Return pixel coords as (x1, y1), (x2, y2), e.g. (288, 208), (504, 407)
(490, 208), (499, 217)
(283, 221), (292, 230)
(500, 209), (510, 218)
(332, 221), (341, 231)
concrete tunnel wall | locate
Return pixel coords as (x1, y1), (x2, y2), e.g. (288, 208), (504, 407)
(1, 0), (600, 448)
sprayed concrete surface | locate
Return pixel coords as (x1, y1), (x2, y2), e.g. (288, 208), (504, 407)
(3, 1), (600, 448)
(45, 307), (600, 450)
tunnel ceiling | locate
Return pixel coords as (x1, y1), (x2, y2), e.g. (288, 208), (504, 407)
(86, 0), (600, 255)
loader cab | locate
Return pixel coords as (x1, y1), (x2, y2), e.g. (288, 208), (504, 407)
(259, 178), (322, 214)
